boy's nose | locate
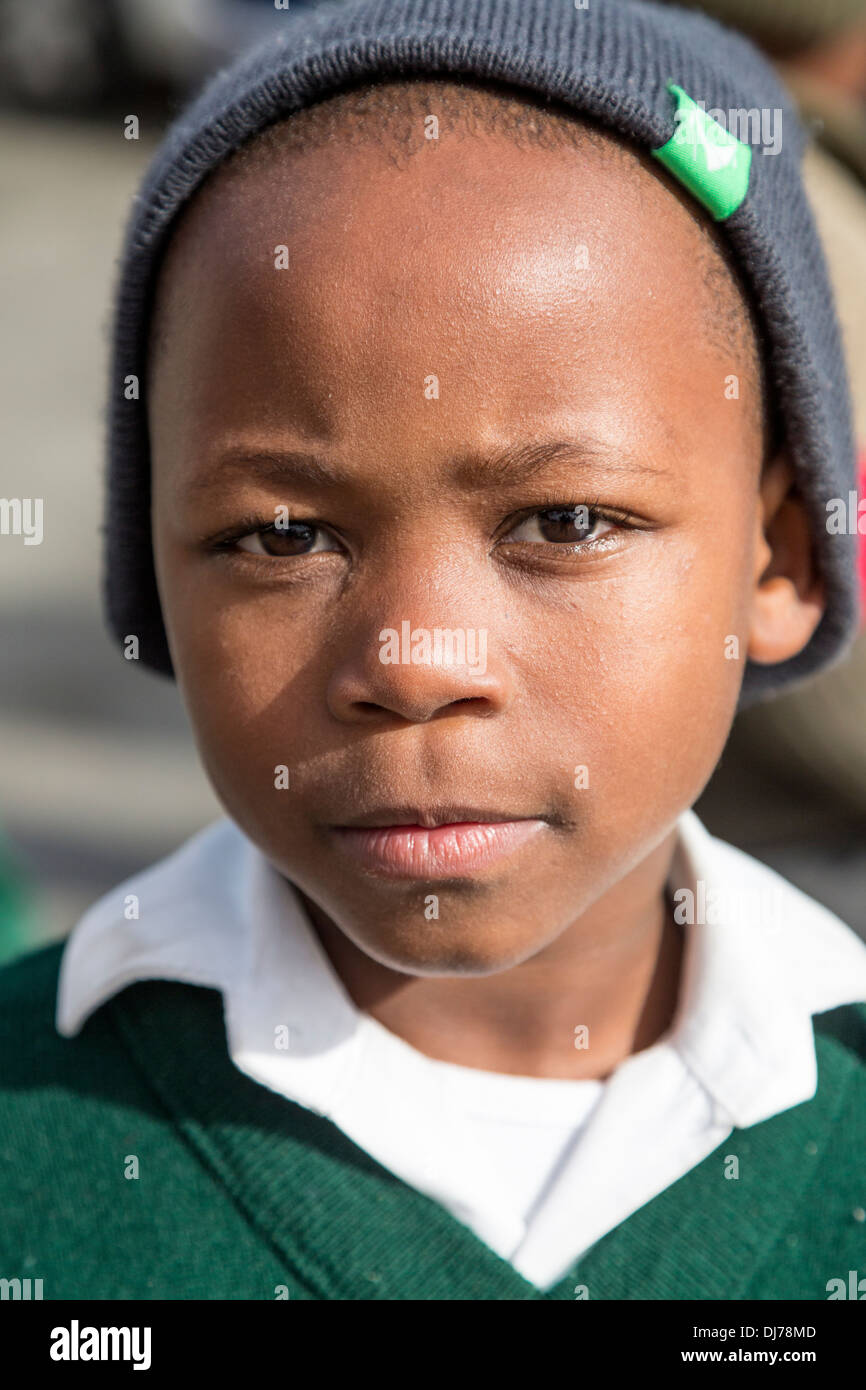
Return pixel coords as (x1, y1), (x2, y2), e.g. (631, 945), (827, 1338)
(325, 619), (512, 725)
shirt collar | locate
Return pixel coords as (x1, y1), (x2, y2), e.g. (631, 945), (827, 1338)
(664, 809), (866, 1125)
(56, 810), (866, 1128)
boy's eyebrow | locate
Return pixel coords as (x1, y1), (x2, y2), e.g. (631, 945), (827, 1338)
(182, 448), (342, 497)
(182, 435), (670, 498)
(452, 436), (671, 487)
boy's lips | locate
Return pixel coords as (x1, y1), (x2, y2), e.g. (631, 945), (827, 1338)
(328, 807), (549, 878)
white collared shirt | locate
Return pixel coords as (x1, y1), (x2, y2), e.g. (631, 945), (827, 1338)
(56, 809), (866, 1291)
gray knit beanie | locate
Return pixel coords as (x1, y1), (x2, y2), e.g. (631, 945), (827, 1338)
(104, 0), (859, 709)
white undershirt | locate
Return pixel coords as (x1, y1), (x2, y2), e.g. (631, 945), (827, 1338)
(361, 1011), (605, 1238)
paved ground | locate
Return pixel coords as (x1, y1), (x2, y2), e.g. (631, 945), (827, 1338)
(1, 110), (864, 955)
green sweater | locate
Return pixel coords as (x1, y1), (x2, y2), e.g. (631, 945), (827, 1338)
(2, 942), (865, 1300)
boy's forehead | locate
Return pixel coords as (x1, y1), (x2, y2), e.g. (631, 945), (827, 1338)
(148, 101), (763, 462)
(153, 116), (741, 339)
(160, 126), (662, 307)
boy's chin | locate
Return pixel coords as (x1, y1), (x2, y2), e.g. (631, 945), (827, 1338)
(340, 917), (547, 978)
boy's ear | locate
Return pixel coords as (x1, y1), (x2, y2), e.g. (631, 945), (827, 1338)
(747, 452), (826, 666)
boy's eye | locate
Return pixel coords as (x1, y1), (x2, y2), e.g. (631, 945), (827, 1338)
(235, 521), (341, 557)
(503, 506), (616, 547)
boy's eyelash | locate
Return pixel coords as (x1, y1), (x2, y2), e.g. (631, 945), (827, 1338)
(501, 499), (640, 534)
(207, 514), (298, 548)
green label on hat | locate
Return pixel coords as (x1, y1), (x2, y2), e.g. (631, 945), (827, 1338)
(651, 81), (752, 221)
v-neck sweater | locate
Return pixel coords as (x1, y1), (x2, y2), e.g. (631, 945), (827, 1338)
(2, 942), (865, 1300)
(52, 810), (866, 1289)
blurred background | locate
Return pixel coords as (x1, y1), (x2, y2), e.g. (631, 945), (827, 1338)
(1, 0), (865, 963)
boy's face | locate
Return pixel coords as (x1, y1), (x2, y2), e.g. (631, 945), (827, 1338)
(149, 118), (795, 974)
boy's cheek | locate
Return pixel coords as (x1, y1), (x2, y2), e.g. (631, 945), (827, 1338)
(176, 621), (738, 861)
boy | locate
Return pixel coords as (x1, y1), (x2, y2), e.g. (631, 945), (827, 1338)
(2, 0), (865, 1300)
